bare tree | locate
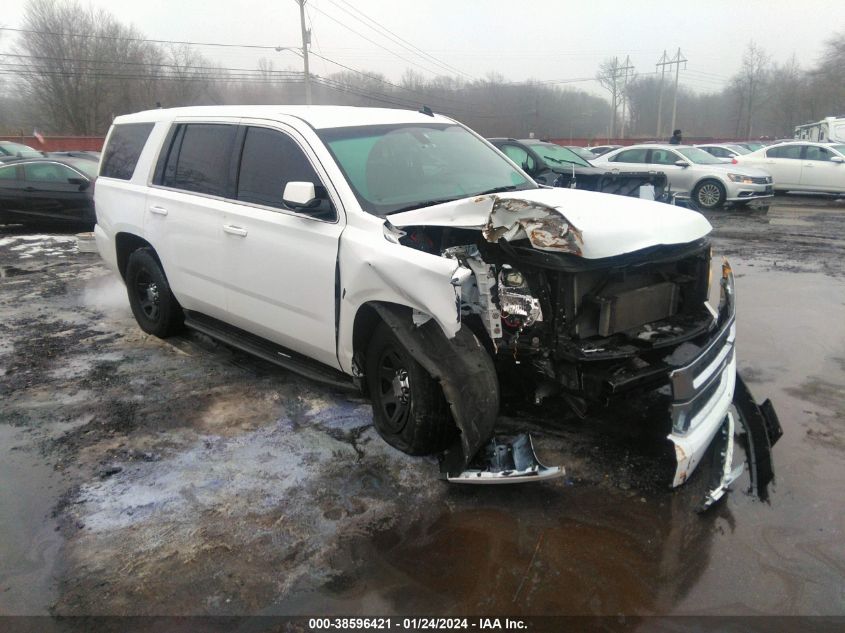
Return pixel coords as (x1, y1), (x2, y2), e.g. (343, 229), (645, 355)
(734, 42), (770, 138)
(596, 57), (622, 137)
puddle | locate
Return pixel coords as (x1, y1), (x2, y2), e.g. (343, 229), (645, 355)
(0, 425), (63, 615)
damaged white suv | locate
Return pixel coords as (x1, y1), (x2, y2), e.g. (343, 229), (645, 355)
(94, 106), (780, 505)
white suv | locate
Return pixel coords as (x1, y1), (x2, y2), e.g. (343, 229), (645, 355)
(94, 106), (779, 500)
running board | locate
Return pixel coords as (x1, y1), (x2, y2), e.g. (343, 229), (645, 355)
(443, 433), (565, 484)
(183, 312), (356, 392)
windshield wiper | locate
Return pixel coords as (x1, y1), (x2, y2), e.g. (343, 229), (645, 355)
(474, 185), (522, 195)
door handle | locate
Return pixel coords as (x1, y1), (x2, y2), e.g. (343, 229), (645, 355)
(24, 186), (35, 192)
(149, 205), (168, 216)
(223, 224), (248, 237)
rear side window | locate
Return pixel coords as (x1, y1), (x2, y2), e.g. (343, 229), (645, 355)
(0, 165), (17, 180)
(162, 124), (236, 197)
(767, 145), (802, 159)
(236, 126), (329, 216)
(100, 123), (154, 180)
(24, 163), (78, 183)
(611, 148), (648, 163)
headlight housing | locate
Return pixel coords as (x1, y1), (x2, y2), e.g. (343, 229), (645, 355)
(727, 173), (755, 184)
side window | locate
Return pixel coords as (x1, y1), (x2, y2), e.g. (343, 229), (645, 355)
(236, 126), (332, 217)
(649, 149), (679, 165)
(100, 123), (154, 180)
(162, 124), (237, 197)
(611, 148), (648, 163)
(709, 147), (727, 158)
(0, 165), (17, 181)
(500, 145), (536, 173)
(804, 146), (832, 162)
(767, 145), (802, 159)
(24, 163), (78, 183)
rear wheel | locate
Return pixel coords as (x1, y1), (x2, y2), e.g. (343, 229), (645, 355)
(693, 179), (726, 209)
(125, 247), (183, 337)
(365, 322), (455, 455)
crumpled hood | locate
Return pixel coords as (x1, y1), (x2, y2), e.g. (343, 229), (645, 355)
(387, 187), (712, 259)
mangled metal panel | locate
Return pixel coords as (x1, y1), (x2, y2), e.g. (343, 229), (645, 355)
(388, 187), (713, 260)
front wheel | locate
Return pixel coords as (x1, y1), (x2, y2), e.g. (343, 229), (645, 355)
(365, 322), (456, 455)
(693, 179), (727, 210)
(125, 247), (183, 337)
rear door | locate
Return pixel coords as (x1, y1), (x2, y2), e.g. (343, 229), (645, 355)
(800, 145), (845, 192)
(220, 122), (344, 369)
(21, 162), (90, 222)
(761, 145), (803, 188)
(146, 121), (238, 319)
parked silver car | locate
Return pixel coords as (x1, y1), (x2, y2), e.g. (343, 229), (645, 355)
(593, 144), (773, 209)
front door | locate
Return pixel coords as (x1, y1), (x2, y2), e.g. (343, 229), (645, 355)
(221, 123), (344, 369)
(800, 145), (845, 193)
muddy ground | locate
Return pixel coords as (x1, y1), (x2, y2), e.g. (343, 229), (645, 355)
(1, 195), (844, 619)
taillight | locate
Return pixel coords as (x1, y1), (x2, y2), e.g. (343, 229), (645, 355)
(731, 158), (738, 164)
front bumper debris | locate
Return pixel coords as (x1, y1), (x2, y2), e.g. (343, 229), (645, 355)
(444, 433), (564, 484)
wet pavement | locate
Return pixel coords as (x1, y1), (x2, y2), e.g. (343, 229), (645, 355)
(0, 196), (844, 618)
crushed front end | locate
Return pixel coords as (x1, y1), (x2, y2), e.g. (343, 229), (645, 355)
(390, 191), (780, 502)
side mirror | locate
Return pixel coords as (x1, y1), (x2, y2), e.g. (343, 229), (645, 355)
(282, 181), (320, 209)
(830, 156), (844, 164)
(674, 160), (690, 168)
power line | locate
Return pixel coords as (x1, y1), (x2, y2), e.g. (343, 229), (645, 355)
(0, 26), (297, 51)
(306, 3), (453, 79)
(324, 0), (472, 79)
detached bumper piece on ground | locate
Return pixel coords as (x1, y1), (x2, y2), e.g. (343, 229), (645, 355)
(443, 433), (564, 484)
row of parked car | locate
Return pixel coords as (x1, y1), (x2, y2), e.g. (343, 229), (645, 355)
(1, 127), (845, 229)
(498, 138), (845, 209)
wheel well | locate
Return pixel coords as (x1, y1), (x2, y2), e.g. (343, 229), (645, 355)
(694, 177), (725, 191)
(352, 303), (387, 392)
(115, 233), (156, 280)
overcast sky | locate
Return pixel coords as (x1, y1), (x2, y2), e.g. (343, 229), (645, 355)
(2, 0), (843, 97)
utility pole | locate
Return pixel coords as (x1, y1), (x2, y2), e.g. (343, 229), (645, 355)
(619, 55), (634, 139)
(297, 0), (312, 105)
(669, 47), (687, 136)
(655, 50), (669, 138)
(608, 57), (618, 139)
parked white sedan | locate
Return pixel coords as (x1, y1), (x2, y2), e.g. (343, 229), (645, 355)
(593, 144), (773, 209)
(735, 141), (845, 194)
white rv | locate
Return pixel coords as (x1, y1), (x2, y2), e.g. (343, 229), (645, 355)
(794, 116), (845, 143)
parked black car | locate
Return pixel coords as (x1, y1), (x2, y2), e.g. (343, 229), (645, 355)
(489, 138), (668, 200)
(0, 157), (97, 227)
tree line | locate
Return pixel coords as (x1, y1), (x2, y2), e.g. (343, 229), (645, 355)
(1, 0), (842, 141)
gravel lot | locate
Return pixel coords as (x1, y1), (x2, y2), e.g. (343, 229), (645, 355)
(1, 195), (843, 618)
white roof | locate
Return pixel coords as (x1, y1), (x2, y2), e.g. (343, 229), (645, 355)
(112, 105), (456, 129)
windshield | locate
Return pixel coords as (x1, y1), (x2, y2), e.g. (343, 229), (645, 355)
(742, 142), (765, 151)
(830, 144), (845, 156)
(0, 141), (42, 158)
(525, 142), (591, 168)
(725, 144), (751, 154)
(318, 123), (534, 216)
(676, 147), (724, 165)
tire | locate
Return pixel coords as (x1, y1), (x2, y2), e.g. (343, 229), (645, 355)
(125, 247), (184, 337)
(365, 322), (455, 455)
(693, 179), (727, 210)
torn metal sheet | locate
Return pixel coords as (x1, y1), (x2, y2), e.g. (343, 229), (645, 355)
(733, 372), (782, 499)
(446, 433), (564, 484)
(387, 187), (712, 260)
(371, 304), (499, 475)
(696, 412), (745, 513)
